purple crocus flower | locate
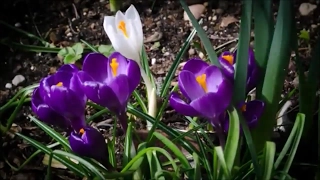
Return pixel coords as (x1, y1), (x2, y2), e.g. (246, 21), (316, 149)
(169, 59), (233, 126)
(77, 52), (140, 130)
(31, 65), (108, 165)
(218, 47), (259, 92)
(223, 100), (265, 133)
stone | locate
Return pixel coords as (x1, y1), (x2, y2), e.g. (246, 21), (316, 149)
(184, 4), (206, 22)
(299, 3), (317, 16)
(12, 75), (25, 86)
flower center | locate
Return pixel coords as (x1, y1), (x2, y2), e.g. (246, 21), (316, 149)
(79, 128), (85, 135)
(110, 58), (119, 77)
(56, 82), (63, 87)
(222, 55), (234, 65)
(118, 21), (128, 38)
(196, 74), (207, 92)
(241, 104), (247, 112)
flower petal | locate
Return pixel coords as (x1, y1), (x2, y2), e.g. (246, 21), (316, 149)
(190, 92), (229, 120)
(98, 84), (122, 113)
(31, 88), (69, 128)
(169, 92), (200, 117)
(218, 52), (235, 81)
(125, 5), (142, 32)
(182, 59), (209, 77)
(242, 100), (265, 127)
(125, 5), (143, 51)
(68, 126), (108, 162)
(205, 65), (233, 99)
(47, 85), (86, 120)
(126, 60), (141, 93)
(107, 75), (130, 110)
(178, 71), (205, 101)
(77, 71), (101, 104)
(82, 53), (109, 83)
(108, 52), (129, 77)
(58, 64), (79, 73)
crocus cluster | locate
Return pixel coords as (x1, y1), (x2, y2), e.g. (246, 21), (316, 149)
(31, 52), (140, 164)
(169, 48), (265, 136)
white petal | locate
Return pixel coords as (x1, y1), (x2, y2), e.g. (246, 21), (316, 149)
(103, 17), (118, 46)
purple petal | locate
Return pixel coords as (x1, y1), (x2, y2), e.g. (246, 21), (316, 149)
(190, 92), (230, 120)
(178, 71), (205, 101)
(31, 88), (69, 128)
(77, 71), (102, 105)
(107, 75), (130, 107)
(205, 66), (233, 100)
(182, 59), (209, 77)
(242, 100), (265, 128)
(218, 52), (235, 81)
(58, 64), (79, 73)
(126, 60), (141, 93)
(47, 85), (86, 120)
(82, 53), (109, 83)
(246, 67), (259, 93)
(107, 52), (130, 77)
(169, 92), (200, 117)
(41, 71), (74, 95)
(68, 126), (107, 161)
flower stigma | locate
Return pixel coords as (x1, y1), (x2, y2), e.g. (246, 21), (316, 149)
(110, 58), (119, 77)
(196, 74), (208, 92)
(241, 104), (247, 112)
(79, 128), (85, 135)
(56, 82), (63, 87)
(222, 55), (234, 65)
(118, 21), (128, 38)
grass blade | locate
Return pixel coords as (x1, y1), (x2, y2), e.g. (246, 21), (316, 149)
(215, 146), (231, 179)
(179, 0), (219, 65)
(261, 141), (276, 180)
(251, 0), (293, 151)
(233, 0), (252, 103)
(195, 133), (214, 180)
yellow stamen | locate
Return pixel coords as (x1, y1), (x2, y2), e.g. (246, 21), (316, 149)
(118, 21), (128, 38)
(56, 82), (63, 87)
(222, 55), (234, 65)
(196, 74), (208, 92)
(110, 58), (119, 77)
(241, 104), (247, 112)
(79, 128), (85, 135)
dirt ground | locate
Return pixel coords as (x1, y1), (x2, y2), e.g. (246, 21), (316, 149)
(0, 0), (319, 179)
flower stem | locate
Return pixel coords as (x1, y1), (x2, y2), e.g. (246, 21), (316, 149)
(110, 0), (122, 12)
(140, 69), (157, 130)
(216, 127), (226, 149)
(117, 112), (128, 132)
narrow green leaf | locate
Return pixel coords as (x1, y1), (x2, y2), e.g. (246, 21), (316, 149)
(123, 122), (134, 165)
(153, 131), (191, 170)
(233, 0), (252, 103)
(192, 152), (201, 180)
(195, 133), (214, 180)
(261, 141), (276, 180)
(215, 146), (231, 179)
(146, 151), (165, 180)
(179, 0), (219, 65)
(252, 0), (293, 151)
(253, 0), (273, 97)
(224, 106), (240, 173)
(28, 115), (70, 150)
(80, 39), (99, 52)
(279, 113), (305, 180)
(16, 133), (86, 177)
(53, 150), (104, 179)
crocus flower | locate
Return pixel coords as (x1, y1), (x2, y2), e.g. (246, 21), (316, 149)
(218, 47), (259, 92)
(103, 5), (143, 63)
(31, 65), (108, 165)
(169, 59), (233, 126)
(223, 100), (265, 133)
(77, 52), (140, 129)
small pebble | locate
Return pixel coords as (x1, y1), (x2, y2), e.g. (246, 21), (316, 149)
(184, 4), (206, 22)
(164, 52), (170, 56)
(12, 75), (25, 86)
(188, 48), (195, 55)
(299, 3), (317, 16)
(151, 58), (156, 65)
(199, 52), (205, 59)
(14, 22), (21, 27)
(66, 32), (72, 37)
(5, 83), (12, 89)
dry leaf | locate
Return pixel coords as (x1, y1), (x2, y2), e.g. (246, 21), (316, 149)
(220, 15), (238, 27)
(42, 154), (78, 169)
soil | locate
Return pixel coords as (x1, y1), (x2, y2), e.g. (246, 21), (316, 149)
(0, 0), (319, 180)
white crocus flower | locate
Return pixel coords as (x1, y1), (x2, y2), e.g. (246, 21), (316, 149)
(103, 5), (143, 63)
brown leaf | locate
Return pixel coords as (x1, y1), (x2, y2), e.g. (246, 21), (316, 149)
(220, 15), (238, 27)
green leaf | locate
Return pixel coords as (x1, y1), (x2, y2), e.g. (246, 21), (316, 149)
(146, 151), (165, 180)
(64, 54), (76, 64)
(252, 0), (293, 152)
(261, 141), (276, 180)
(192, 152), (201, 180)
(16, 133), (87, 177)
(298, 29), (310, 41)
(72, 43), (84, 55)
(224, 106), (240, 172)
(98, 45), (114, 56)
(215, 146), (231, 179)
(80, 39), (99, 52)
(233, 0), (252, 103)
(278, 113), (305, 180)
(58, 48), (68, 57)
(195, 133), (213, 180)
(179, 0), (219, 65)
(28, 115), (70, 150)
